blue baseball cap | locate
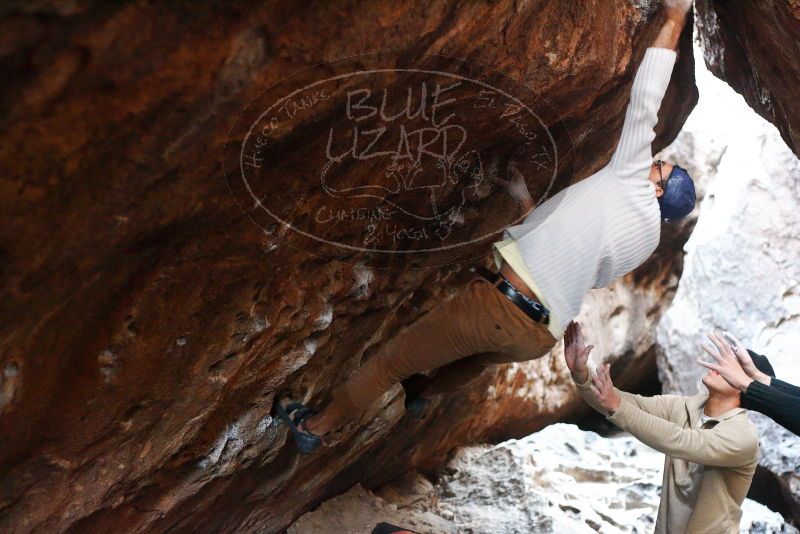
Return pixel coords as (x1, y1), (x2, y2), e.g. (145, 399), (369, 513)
(658, 164), (696, 221)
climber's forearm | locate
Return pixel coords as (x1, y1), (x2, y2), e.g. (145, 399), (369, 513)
(652, 19), (685, 51)
(609, 3), (685, 173)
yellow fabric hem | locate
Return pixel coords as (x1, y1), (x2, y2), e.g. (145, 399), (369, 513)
(492, 238), (562, 338)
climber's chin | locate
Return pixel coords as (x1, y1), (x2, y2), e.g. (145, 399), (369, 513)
(701, 369), (739, 398)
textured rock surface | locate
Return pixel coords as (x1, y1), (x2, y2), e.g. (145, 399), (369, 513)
(291, 424), (797, 534)
(288, 483), (458, 534)
(656, 52), (800, 524)
(0, 2), (701, 532)
(695, 0), (800, 157)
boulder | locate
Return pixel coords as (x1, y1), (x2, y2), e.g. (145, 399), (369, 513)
(291, 424), (797, 533)
(0, 2), (698, 532)
(695, 0), (800, 157)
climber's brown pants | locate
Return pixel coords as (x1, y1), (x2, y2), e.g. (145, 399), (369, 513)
(332, 276), (557, 418)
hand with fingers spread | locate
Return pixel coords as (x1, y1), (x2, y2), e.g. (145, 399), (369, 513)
(494, 161), (534, 213)
(591, 363), (621, 413)
(721, 331), (772, 386)
(564, 321), (594, 384)
(698, 331), (769, 391)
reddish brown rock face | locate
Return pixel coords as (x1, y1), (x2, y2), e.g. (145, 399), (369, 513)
(696, 0), (800, 157)
(0, 2), (696, 532)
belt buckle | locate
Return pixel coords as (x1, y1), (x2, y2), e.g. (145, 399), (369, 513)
(523, 293), (549, 325)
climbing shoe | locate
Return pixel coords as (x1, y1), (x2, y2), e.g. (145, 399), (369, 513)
(274, 398), (322, 454)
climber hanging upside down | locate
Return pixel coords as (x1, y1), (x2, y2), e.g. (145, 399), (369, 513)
(276, 0), (697, 454)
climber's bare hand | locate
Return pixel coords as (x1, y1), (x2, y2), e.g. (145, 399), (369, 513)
(494, 162), (534, 213)
(662, 0), (692, 21)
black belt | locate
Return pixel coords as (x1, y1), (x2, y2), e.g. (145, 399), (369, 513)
(474, 266), (550, 326)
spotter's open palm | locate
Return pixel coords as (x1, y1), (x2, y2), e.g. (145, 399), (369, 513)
(564, 321), (593, 384)
(591, 363), (621, 413)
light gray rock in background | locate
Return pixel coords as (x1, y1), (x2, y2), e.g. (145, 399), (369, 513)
(437, 424), (793, 534)
(437, 424), (662, 533)
(290, 424), (795, 533)
(287, 483), (458, 534)
(656, 46), (800, 514)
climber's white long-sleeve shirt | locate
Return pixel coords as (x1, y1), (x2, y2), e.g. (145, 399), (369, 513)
(501, 47), (677, 337)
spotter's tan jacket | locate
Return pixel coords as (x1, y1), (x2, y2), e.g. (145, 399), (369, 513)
(574, 376), (759, 534)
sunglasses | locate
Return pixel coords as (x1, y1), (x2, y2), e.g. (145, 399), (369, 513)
(653, 160), (687, 190)
(653, 159), (669, 190)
